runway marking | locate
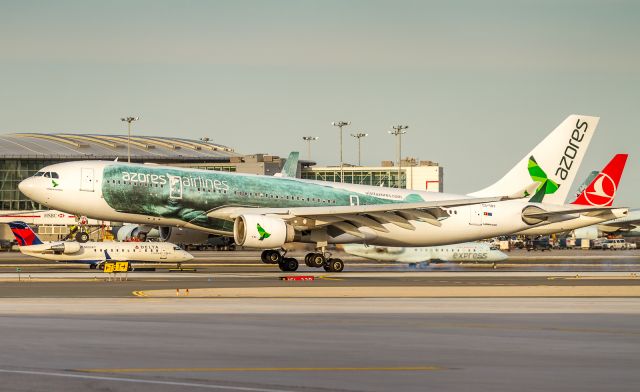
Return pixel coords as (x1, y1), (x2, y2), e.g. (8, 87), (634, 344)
(0, 368), (294, 391)
(132, 291), (147, 297)
(548, 275), (640, 281)
(318, 275), (344, 281)
(78, 365), (445, 373)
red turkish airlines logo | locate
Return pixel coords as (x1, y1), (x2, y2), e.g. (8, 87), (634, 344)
(583, 173), (617, 206)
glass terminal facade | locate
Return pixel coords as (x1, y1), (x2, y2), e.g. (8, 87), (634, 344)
(0, 159), (59, 210)
(300, 168), (406, 188)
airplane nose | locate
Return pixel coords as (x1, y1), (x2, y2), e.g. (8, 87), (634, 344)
(495, 251), (509, 261)
(18, 178), (35, 198)
(184, 251), (194, 261)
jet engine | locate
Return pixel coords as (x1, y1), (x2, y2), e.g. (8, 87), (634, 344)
(159, 227), (210, 245)
(233, 215), (295, 249)
(51, 242), (81, 254)
(573, 226), (599, 240)
(114, 225), (159, 242)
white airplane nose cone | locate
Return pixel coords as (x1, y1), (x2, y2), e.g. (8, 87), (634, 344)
(18, 178), (34, 198)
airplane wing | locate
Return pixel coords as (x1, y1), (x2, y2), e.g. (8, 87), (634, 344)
(208, 196), (508, 235)
(598, 217), (640, 232)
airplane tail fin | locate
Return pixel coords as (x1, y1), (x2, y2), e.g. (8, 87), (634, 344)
(572, 170), (599, 201)
(469, 115), (599, 204)
(8, 221), (44, 246)
(275, 151), (300, 178)
(572, 154), (628, 207)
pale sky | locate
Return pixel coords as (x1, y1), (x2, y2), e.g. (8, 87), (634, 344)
(1, 0), (638, 206)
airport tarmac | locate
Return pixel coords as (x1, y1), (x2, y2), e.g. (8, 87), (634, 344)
(0, 299), (639, 391)
(0, 249), (638, 391)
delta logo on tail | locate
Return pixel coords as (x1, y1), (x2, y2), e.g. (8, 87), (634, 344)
(527, 156), (559, 202)
(8, 221), (44, 246)
(572, 154), (628, 207)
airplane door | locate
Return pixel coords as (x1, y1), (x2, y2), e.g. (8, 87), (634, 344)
(469, 206), (482, 226)
(350, 195), (360, 206)
(80, 168), (94, 192)
(160, 250), (167, 259)
(168, 175), (182, 200)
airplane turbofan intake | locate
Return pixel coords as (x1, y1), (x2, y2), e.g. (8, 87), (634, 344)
(233, 214), (295, 249)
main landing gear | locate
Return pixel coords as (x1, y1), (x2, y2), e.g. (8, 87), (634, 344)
(260, 250), (344, 272)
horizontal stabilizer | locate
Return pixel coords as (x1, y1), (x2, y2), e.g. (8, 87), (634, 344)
(523, 206), (628, 220)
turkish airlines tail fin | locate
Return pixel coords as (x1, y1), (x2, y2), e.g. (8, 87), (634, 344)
(469, 115), (599, 204)
(8, 221), (44, 246)
(572, 154), (628, 207)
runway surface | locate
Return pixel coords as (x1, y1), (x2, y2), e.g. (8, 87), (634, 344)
(0, 249), (638, 391)
(1, 301), (639, 392)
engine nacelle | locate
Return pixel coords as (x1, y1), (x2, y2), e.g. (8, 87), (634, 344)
(573, 226), (599, 240)
(233, 215), (295, 249)
(159, 227), (210, 245)
(114, 225), (159, 242)
(51, 241), (81, 254)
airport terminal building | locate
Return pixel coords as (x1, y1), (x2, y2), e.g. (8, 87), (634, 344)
(300, 158), (443, 192)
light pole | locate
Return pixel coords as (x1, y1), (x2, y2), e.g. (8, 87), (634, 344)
(121, 116), (140, 163)
(302, 136), (319, 160)
(350, 132), (368, 166)
(388, 125), (408, 188)
(331, 121), (350, 182)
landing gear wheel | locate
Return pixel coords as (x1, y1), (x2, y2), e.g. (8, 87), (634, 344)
(310, 253), (325, 268)
(266, 250), (282, 264)
(304, 253), (314, 267)
(89, 264), (97, 270)
(97, 263), (105, 271)
(76, 231), (89, 243)
(279, 258), (299, 272)
(324, 258), (344, 272)
(261, 250), (271, 264)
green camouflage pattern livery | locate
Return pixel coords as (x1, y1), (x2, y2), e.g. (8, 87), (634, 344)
(101, 164), (425, 234)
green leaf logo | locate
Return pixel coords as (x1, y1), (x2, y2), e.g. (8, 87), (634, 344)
(257, 223), (271, 241)
(51, 179), (59, 188)
(527, 156), (559, 202)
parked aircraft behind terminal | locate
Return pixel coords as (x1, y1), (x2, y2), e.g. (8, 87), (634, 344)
(573, 209), (640, 239)
(19, 115), (623, 272)
(343, 242), (508, 267)
(7, 221), (193, 269)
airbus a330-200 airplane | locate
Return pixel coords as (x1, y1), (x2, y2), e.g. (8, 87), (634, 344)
(8, 221), (193, 269)
(19, 115), (625, 272)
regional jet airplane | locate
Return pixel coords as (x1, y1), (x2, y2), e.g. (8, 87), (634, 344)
(8, 221), (193, 269)
(19, 115), (625, 272)
(343, 242), (508, 267)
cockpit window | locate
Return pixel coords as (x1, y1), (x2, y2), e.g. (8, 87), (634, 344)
(173, 246), (181, 250)
(50, 172), (59, 179)
(43, 172), (50, 178)
(33, 171), (44, 177)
